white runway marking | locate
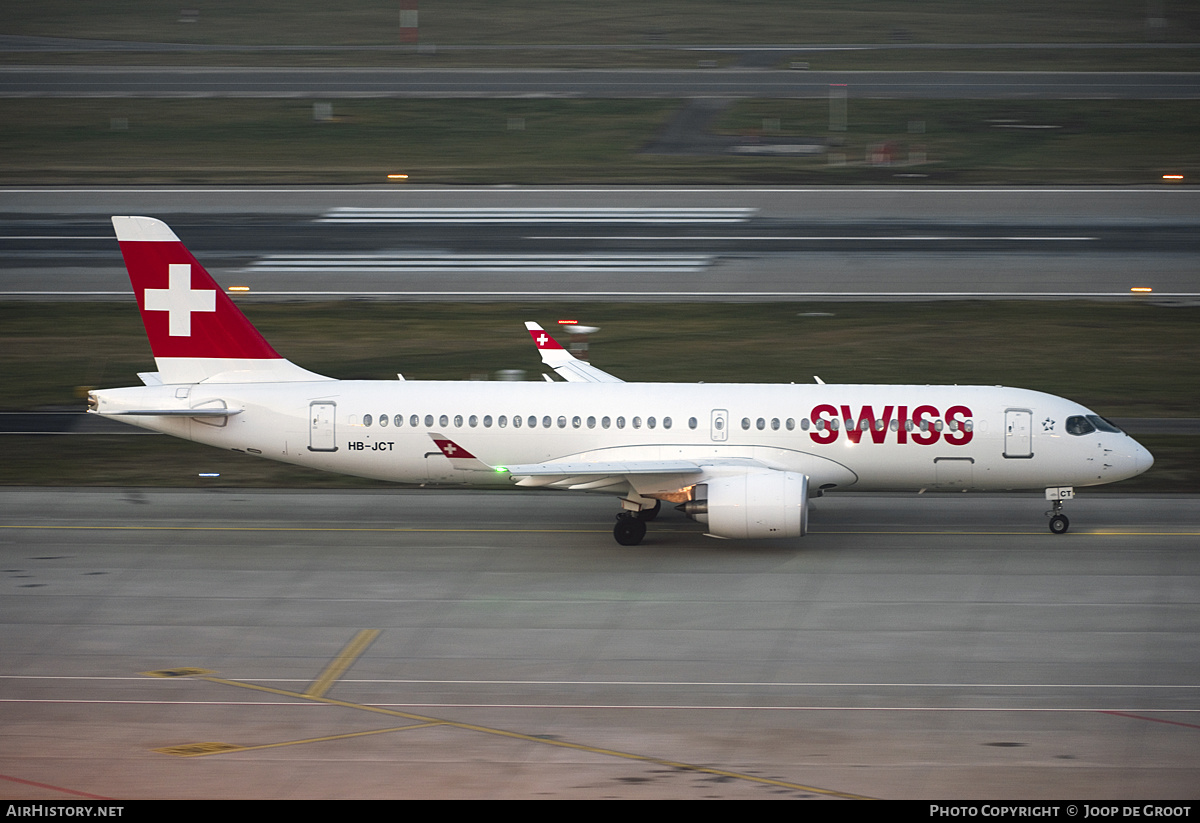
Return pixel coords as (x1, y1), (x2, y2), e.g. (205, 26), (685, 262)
(529, 235), (1099, 241)
(318, 206), (757, 223)
(244, 252), (714, 273)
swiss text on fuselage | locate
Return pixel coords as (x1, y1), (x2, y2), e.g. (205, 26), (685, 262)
(809, 404), (974, 446)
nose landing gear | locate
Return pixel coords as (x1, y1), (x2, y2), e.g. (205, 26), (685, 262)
(1045, 486), (1074, 534)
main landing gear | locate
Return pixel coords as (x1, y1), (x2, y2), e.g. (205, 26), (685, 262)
(1045, 486), (1074, 535)
(614, 513), (647, 546)
(612, 498), (661, 545)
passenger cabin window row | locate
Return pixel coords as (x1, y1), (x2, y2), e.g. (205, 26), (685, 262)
(358, 413), (678, 430)
(356, 412), (973, 433)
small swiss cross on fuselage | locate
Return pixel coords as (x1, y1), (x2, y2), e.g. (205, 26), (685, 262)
(143, 263), (216, 336)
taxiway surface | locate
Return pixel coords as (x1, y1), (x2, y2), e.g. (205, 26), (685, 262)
(2, 488), (1197, 799)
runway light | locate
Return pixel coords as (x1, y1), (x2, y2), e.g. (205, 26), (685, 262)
(556, 319), (578, 325)
(198, 473), (220, 477)
(227, 286), (250, 293)
(1162, 174), (1184, 180)
(1130, 287), (1153, 293)
(387, 173), (409, 180)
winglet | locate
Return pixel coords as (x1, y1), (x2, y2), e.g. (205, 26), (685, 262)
(526, 321), (565, 351)
(428, 433), (497, 472)
(523, 321), (624, 384)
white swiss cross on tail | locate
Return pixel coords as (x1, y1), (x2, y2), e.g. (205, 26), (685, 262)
(143, 264), (216, 337)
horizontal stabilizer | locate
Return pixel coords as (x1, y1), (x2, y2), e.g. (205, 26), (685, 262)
(98, 408), (242, 417)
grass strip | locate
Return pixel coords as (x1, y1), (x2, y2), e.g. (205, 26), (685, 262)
(2, 99), (1196, 185)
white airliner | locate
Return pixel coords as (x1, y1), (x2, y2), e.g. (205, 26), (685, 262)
(89, 216), (1153, 545)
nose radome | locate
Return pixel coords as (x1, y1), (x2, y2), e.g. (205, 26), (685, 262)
(1136, 442), (1154, 475)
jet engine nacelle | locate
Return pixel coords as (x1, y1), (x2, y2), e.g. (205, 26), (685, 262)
(683, 471), (809, 539)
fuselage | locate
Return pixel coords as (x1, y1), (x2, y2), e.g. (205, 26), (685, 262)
(91, 379), (1152, 494)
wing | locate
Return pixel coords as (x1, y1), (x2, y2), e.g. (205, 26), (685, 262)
(427, 434), (704, 493)
(501, 459), (704, 491)
(525, 322), (623, 384)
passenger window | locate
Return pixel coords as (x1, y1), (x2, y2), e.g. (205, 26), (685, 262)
(771, 418), (780, 431)
(557, 416), (567, 428)
(756, 418), (765, 431)
(469, 415), (478, 427)
(528, 416), (537, 428)
(741, 418), (751, 430)
(439, 414), (449, 427)
(572, 416), (581, 428)
(890, 419), (898, 432)
(543, 416), (552, 429)
(587, 416), (596, 429)
(483, 415), (493, 428)
(801, 418), (809, 431)
(603, 416), (612, 429)
(632, 417), (642, 429)
(498, 415), (507, 428)
(424, 414), (434, 428)
(379, 414), (388, 427)
(513, 415), (522, 428)
(616, 416), (625, 429)
(395, 414), (404, 427)
(688, 417), (697, 429)
(663, 417), (672, 429)
(647, 416), (656, 429)
(363, 414), (373, 427)
(786, 418), (795, 431)
(454, 414), (463, 428)
(410, 414), (419, 427)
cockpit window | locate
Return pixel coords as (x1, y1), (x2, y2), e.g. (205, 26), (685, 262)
(1066, 415), (1096, 436)
(1087, 415), (1123, 434)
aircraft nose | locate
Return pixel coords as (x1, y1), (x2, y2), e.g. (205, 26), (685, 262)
(1135, 440), (1154, 475)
